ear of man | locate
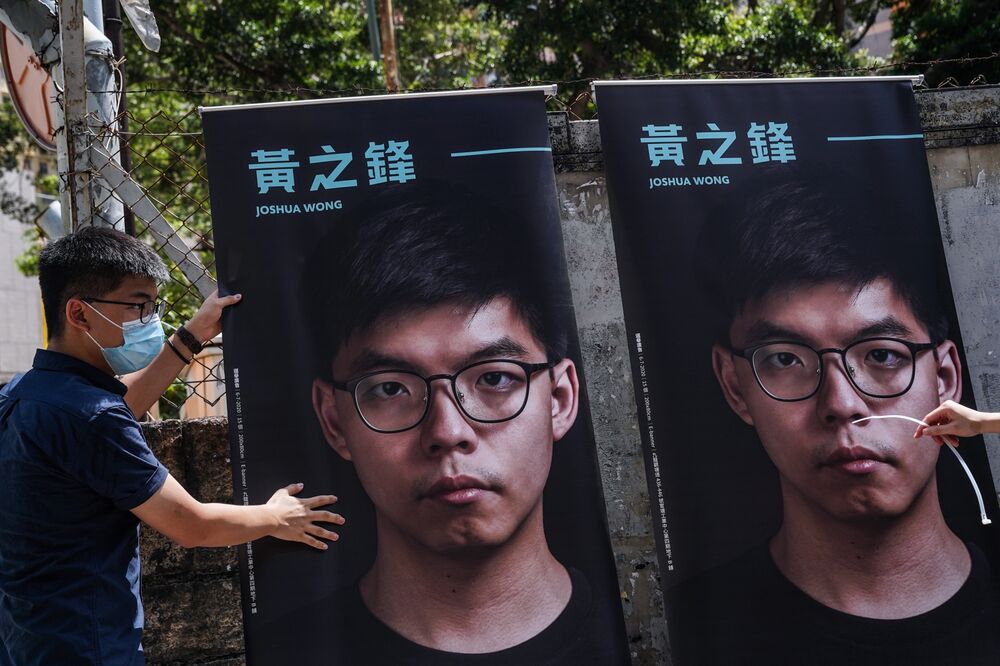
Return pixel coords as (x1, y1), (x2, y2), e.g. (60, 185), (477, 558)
(62, 297), (92, 337)
(312, 379), (353, 461)
(935, 340), (962, 404)
(550, 358), (580, 442)
(711, 343), (755, 426)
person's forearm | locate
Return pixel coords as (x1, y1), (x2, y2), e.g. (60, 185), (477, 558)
(121, 332), (191, 417)
(135, 476), (340, 551)
(171, 501), (279, 548)
(983, 412), (1000, 434)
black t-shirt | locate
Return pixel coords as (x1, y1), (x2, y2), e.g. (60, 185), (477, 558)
(256, 567), (629, 665)
(668, 542), (1000, 666)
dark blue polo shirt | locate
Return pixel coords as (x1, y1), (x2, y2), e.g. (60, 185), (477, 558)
(0, 350), (168, 665)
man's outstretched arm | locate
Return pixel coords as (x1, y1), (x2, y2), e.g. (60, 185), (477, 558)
(132, 476), (344, 550)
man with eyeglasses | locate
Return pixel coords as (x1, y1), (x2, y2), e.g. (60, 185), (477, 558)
(670, 170), (1000, 665)
(0, 227), (344, 665)
(262, 191), (629, 664)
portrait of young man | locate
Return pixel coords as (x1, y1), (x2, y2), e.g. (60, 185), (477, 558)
(242, 190), (629, 663)
(199, 89), (628, 664)
(668, 169), (1000, 665)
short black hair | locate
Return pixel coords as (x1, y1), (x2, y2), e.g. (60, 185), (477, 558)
(695, 165), (950, 343)
(39, 226), (168, 338)
(306, 187), (570, 378)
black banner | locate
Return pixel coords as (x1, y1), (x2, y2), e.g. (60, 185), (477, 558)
(203, 89), (628, 664)
(596, 79), (1000, 664)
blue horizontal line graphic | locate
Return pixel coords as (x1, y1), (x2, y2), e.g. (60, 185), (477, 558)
(450, 147), (552, 157)
(826, 134), (924, 142)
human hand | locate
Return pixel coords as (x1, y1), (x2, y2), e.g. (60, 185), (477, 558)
(267, 483), (345, 550)
(183, 289), (242, 344)
(914, 400), (982, 445)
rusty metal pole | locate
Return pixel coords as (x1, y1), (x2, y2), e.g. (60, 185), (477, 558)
(57, 0), (121, 231)
(376, 0), (401, 92)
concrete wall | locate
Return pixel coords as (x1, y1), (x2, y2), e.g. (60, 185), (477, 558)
(141, 85), (1000, 665)
(0, 170), (44, 383)
(142, 419), (242, 665)
(919, 87), (1000, 479)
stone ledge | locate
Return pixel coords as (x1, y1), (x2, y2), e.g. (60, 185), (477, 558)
(141, 418), (244, 664)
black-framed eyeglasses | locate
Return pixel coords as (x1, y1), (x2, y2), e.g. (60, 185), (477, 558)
(82, 297), (164, 324)
(730, 337), (939, 402)
(332, 359), (556, 434)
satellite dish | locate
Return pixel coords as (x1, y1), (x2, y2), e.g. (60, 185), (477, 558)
(1, 23), (57, 152)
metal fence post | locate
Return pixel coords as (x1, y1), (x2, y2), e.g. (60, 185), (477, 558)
(55, 0), (123, 231)
(57, 0), (91, 230)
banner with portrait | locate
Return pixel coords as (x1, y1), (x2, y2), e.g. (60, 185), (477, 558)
(202, 88), (629, 664)
(595, 78), (1000, 663)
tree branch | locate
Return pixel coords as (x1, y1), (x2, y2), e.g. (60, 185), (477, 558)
(155, 11), (269, 83)
(848, 1), (882, 49)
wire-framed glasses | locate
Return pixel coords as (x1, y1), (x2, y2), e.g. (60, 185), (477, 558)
(730, 337), (939, 402)
(332, 359), (555, 434)
(82, 297), (165, 324)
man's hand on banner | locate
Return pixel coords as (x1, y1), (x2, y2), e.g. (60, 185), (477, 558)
(184, 289), (243, 347)
(267, 483), (345, 550)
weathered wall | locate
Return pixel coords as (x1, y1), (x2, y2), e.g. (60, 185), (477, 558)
(142, 85), (1000, 666)
(919, 87), (1000, 479)
(0, 169), (45, 383)
(142, 419), (242, 665)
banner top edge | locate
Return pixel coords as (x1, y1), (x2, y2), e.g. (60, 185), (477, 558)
(592, 76), (922, 87)
(199, 85), (558, 114)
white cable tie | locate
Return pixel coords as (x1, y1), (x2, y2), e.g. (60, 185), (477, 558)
(852, 415), (991, 525)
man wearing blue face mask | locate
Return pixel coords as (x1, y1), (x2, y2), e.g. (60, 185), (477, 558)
(0, 227), (346, 665)
(82, 296), (168, 373)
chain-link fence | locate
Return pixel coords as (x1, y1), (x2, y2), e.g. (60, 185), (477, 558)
(77, 101), (221, 419)
(122, 107), (220, 417)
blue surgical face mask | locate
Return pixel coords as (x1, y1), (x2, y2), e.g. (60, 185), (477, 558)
(84, 302), (165, 375)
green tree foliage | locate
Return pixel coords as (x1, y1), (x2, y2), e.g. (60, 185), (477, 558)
(486, 1), (717, 83)
(681, 2), (865, 75)
(481, 0), (884, 112)
(127, 1), (504, 99)
(891, 0), (1000, 86)
(393, 2), (506, 89)
(131, 2), (377, 97)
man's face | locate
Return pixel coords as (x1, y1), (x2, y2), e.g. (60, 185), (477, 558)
(70, 275), (158, 346)
(712, 278), (961, 522)
(312, 297), (578, 555)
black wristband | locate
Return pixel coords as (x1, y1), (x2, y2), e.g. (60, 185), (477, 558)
(176, 325), (204, 356)
(166, 338), (192, 364)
